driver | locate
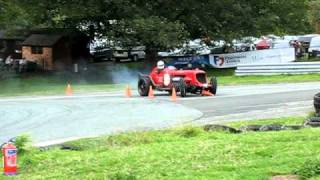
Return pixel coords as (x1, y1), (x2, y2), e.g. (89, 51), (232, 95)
(157, 60), (165, 73)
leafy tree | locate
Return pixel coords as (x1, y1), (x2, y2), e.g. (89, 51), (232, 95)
(0, 0), (314, 60)
(309, 0), (320, 33)
(108, 16), (188, 60)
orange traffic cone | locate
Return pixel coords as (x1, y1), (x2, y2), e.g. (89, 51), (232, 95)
(65, 83), (73, 96)
(148, 86), (154, 98)
(171, 87), (177, 102)
(125, 85), (132, 97)
(201, 90), (213, 96)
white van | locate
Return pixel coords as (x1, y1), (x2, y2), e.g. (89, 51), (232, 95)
(308, 36), (320, 56)
(272, 40), (290, 49)
(113, 46), (146, 62)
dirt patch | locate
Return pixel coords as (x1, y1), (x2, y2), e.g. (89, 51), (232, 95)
(270, 175), (298, 180)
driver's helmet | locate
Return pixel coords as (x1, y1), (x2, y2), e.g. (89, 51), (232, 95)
(157, 60), (165, 70)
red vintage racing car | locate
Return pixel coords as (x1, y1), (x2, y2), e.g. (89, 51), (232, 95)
(138, 62), (217, 97)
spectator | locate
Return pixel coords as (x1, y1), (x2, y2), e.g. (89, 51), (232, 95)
(5, 55), (13, 71)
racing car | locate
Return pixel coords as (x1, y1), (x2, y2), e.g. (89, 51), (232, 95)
(138, 61), (217, 97)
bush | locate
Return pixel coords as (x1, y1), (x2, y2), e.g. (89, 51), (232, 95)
(13, 134), (32, 154)
(106, 133), (152, 147)
(176, 126), (202, 138)
(307, 111), (317, 119)
(293, 158), (320, 179)
(109, 172), (137, 180)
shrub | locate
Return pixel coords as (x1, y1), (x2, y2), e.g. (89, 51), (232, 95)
(293, 158), (320, 179)
(13, 134), (33, 154)
(176, 126), (202, 138)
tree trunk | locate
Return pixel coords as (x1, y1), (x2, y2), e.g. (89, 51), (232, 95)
(145, 47), (158, 69)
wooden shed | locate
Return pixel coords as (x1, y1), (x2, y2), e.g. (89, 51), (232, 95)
(21, 34), (72, 71)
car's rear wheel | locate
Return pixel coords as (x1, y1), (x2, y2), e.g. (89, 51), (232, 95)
(314, 93), (320, 114)
(179, 79), (187, 97)
(138, 77), (150, 96)
(209, 77), (217, 95)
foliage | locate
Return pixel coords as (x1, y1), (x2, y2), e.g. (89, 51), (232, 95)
(0, 0), (313, 51)
(175, 126), (203, 138)
(309, 0), (320, 33)
(227, 116), (305, 128)
(293, 158), (320, 179)
(131, 16), (188, 49)
(2, 117), (320, 179)
(13, 134), (32, 154)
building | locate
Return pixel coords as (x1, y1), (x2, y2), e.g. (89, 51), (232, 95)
(21, 32), (90, 71)
(22, 34), (72, 71)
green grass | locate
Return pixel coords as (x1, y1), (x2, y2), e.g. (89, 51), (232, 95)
(207, 68), (320, 86)
(1, 64), (320, 97)
(3, 116), (320, 179)
(0, 74), (124, 97)
(226, 116), (306, 128)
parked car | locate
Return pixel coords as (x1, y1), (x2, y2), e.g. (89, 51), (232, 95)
(308, 36), (320, 57)
(90, 46), (113, 61)
(113, 46), (146, 62)
(272, 40), (290, 49)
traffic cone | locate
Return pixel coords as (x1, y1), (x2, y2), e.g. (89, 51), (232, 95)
(125, 85), (132, 97)
(148, 86), (154, 98)
(65, 83), (73, 96)
(171, 87), (177, 102)
(201, 89), (213, 96)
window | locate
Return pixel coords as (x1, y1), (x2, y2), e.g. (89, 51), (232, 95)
(31, 46), (43, 54)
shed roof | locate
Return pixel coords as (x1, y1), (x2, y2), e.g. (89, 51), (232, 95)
(22, 34), (63, 47)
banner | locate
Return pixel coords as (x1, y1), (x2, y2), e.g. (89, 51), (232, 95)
(166, 55), (210, 69)
(167, 48), (295, 68)
(209, 48), (295, 68)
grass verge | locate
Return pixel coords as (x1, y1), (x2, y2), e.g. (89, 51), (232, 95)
(1, 65), (320, 97)
(207, 68), (320, 86)
(2, 116), (320, 179)
(0, 74), (124, 97)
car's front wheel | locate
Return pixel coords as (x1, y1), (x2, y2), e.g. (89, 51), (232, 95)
(179, 79), (187, 97)
(138, 77), (151, 96)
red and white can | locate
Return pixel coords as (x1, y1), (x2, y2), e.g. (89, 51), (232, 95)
(2, 143), (17, 176)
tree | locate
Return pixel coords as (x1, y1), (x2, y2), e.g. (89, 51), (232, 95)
(309, 0), (320, 33)
(115, 16), (189, 61)
(0, 0), (314, 60)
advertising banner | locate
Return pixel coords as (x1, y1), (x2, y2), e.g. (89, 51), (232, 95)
(166, 55), (210, 68)
(167, 48), (295, 68)
(209, 48), (295, 68)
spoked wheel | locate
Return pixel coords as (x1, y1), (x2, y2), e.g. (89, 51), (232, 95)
(209, 77), (217, 95)
(138, 78), (151, 96)
(179, 79), (187, 97)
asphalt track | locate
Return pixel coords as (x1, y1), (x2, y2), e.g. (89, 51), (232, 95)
(0, 82), (319, 145)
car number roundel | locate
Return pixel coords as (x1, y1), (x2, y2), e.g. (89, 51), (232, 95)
(164, 73), (171, 86)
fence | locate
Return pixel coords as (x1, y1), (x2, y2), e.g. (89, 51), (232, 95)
(235, 62), (320, 76)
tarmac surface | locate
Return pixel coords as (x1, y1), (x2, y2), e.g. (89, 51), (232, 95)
(0, 97), (202, 145)
(0, 82), (319, 145)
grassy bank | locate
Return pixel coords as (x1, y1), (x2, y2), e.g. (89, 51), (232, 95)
(0, 73), (124, 96)
(207, 68), (320, 86)
(3, 116), (320, 179)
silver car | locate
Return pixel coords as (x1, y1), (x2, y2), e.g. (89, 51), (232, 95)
(113, 46), (146, 62)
